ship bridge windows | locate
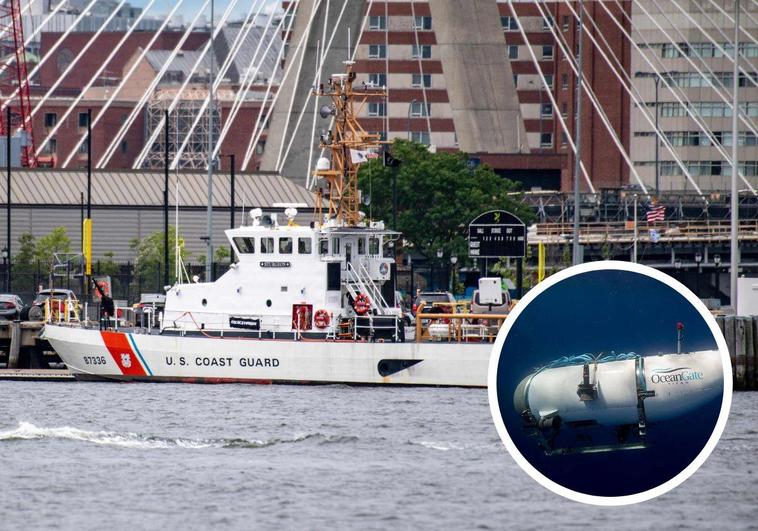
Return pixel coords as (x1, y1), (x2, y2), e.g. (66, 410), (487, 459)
(298, 237), (312, 254)
(233, 237), (255, 254)
(332, 238), (341, 254)
(358, 237), (366, 255)
(369, 237), (380, 255)
(279, 237), (293, 254)
(319, 238), (328, 255)
(261, 237), (274, 254)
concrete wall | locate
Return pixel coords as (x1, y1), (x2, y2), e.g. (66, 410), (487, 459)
(429, 0), (526, 154)
(259, 0), (367, 186)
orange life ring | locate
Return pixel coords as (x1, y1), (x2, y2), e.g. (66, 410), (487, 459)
(314, 309), (331, 329)
(353, 293), (371, 315)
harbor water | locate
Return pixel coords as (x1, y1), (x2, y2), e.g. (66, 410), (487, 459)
(0, 382), (756, 529)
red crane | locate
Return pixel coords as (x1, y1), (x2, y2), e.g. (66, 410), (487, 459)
(0, 0), (36, 167)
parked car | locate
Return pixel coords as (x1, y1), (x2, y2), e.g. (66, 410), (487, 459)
(0, 294), (24, 320)
(412, 291), (456, 315)
(28, 289), (79, 321)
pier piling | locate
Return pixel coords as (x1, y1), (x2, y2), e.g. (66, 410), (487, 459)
(8, 321), (20, 368)
(716, 315), (758, 390)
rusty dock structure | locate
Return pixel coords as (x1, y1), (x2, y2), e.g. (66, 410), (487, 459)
(0, 321), (72, 380)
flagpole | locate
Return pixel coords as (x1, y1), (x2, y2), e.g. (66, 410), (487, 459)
(633, 194), (638, 263)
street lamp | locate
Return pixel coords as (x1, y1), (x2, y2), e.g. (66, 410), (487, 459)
(407, 99), (418, 141)
(634, 71), (677, 194)
(1, 247), (7, 292)
(449, 255), (458, 293)
(434, 249), (443, 291)
(695, 251), (703, 296)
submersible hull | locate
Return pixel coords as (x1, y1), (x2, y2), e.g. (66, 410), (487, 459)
(514, 350), (723, 430)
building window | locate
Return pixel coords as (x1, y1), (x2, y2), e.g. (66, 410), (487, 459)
(500, 16), (519, 31)
(368, 44), (386, 58)
(540, 132), (553, 148)
(411, 45), (431, 59)
(368, 15), (386, 30)
(411, 73), (432, 88)
(261, 237), (274, 254)
(255, 140), (265, 155)
(43, 137), (56, 154)
(562, 15), (569, 31)
(120, 140), (128, 153)
(561, 73), (568, 90)
(561, 132), (568, 146)
(413, 16), (432, 30)
(44, 113), (57, 128)
(544, 74), (553, 89)
(562, 102), (568, 118)
(411, 131), (430, 145)
(411, 101), (431, 117)
(368, 102), (386, 116)
(508, 45), (518, 60)
(540, 103), (553, 117)
(542, 45), (554, 59)
(542, 16), (554, 31)
(368, 73), (386, 87)
(513, 74), (519, 87)
(78, 112), (89, 128)
(78, 141), (88, 154)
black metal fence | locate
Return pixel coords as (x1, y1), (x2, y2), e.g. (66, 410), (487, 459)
(2, 261), (231, 305)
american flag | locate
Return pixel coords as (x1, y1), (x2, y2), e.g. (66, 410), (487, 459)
(646, 205), (666, 223)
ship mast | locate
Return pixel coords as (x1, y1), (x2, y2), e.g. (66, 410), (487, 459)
(313, 63), (386, 226)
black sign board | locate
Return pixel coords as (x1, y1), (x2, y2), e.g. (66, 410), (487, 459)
(229, 317), (261, 330)
(468, 210), (526, 258)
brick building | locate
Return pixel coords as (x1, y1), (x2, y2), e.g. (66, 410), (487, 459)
(267, 0), (632, 192)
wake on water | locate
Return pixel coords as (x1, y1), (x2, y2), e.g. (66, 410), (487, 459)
(0, 422), (358, 450)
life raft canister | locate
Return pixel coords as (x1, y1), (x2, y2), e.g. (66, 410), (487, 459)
(314, 309), (331, 328)
(353, 293), (371, 315)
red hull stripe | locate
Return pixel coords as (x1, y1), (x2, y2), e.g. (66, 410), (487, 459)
(100, 331), (147, 376)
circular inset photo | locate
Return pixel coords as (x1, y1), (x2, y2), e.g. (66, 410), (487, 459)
(488, 261), (732, 505)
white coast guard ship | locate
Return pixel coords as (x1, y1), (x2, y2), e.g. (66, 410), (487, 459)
(41, 65), (501, 387)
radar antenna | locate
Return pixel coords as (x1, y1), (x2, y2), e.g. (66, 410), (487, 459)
(312, 63), (387, 226)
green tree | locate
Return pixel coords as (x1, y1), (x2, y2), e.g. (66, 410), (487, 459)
(357, 139), (533, 262)
(34, 227), (71, 271)
(14, 232), (36, 268)
(97, 251), (120, 277)
(130, 226), (189, 290)
(215, 246), (231, 263)
(13, 232), (38, 297)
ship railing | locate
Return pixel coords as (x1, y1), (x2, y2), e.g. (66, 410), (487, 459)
(414, 302), (508, 343)
(44, 298), (80, 324)
(161, 311), (293, 338)
(357, 262), (392, 312)
(351, 313), (401, 342)
(344, 262), (391, 315)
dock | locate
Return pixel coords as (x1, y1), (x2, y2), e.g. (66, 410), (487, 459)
(0, 320), (61, 370)
(0, 369), (73, 381)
